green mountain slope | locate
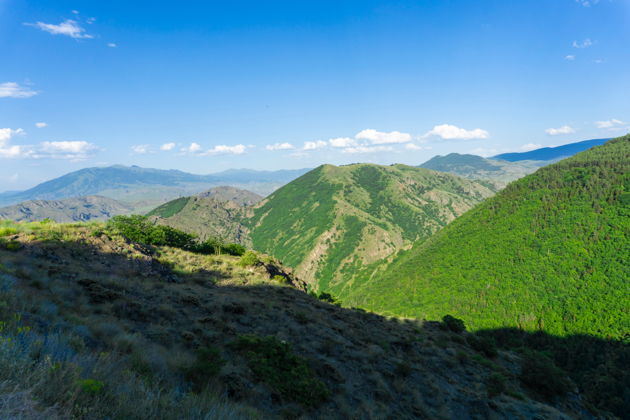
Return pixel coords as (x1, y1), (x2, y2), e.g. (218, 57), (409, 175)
(245, 163), (495, 296)
(147, 187), (258, 244)
(348, 135), (630, 340)
(0, 195), (133, 222)
(419, 153), (546, 188)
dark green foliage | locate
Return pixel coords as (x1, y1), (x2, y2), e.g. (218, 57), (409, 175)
(231, 335), (330, 407)
(486, 373), (506, 398)
(442, 315), (466, 333)
(477, 328), (630, 418)
(108, 215), (248, 257)
(352, 135), (630, 340)
(146, 196), (190, 218)
(238, 251), (260, 267)
(317, 292), (337, 304)
(467, 335), (498, 358)
(185, 347), (225, 391)
(519, 351), (571, 399)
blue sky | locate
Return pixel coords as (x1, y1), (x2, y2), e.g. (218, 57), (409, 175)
(1, 0), (629, 190)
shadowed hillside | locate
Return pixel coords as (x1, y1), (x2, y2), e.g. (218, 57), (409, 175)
(0, 220), (603, 419)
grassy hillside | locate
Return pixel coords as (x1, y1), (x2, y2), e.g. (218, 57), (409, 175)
(245, 163), (495, 297)
(419, 153), (545, 188)
(0, 195), (133, 222)
(347, 135), (629, 340)
(0, 220), (596, 418)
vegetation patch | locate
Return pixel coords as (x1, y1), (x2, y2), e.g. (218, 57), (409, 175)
(230, 334), (330, 407)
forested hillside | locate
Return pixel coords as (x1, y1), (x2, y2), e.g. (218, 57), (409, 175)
(346, 135), (629, 340)
(245, 163), (495, 296)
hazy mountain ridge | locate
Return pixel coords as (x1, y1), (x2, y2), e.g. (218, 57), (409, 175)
(419, 153), (546, 188)
(0, 195), (133, 222)
(493, 138), (610, 162)
(0, 165), (309, 209)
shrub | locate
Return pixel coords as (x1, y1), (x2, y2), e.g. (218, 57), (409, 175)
(468, 335), (498, 358)
(185, 347), (225, 391)
(78, 378), (105, 395)
(442, 315), (466, 333)
(0, 227), (18, 237)
(223, 243), (246, 256)
(273, 275), (289, 284)
(238, 251), (260, 267)
(231, 335), (329, 407)
(520, 351), (571, 399)
(486, 373), (506, 397)
(317, 292), (336, 304)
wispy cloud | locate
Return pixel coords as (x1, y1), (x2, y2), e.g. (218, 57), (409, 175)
(342, 145), (393, 154)
(35, 141), (98, 160)
(266, 142), (295, 151)
(355, 129), (412, 144)
(572, 38), (593, 49)
(0, 82), (38, 98)
(328, 137), (357, 148)
(595, 119), (626, 129)
(204, 144), (247, 155)
(424, 124), (489, 140)
(35, 122), (47, 128)
(131, 144), (151, 154)
(545, 125), (575, 135)
(107, 43), (117, 48)
(303, 140), (327, 150)
(160, 142), (176, 151)
(575, 0), (599, 7)
(404, 143), (430, 151)
(0, 128), (25, 147)
(181, 142), (203, 154)
(565, 55), (576, 61)
(520, 143), (544, 151)
(25, 19), (93, 39)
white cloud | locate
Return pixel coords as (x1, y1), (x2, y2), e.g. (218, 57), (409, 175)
(71, 10), (79, 15)
(266, 142), (295, 151)
(355, 129), (411, 144)
(107, 43), (117, 48)
(404, 143), (430, 151)
(572, 38), (593, 49)
(565, 55), (575, 61)
(131, 144), (151, 154)
(160, 142), (176, 151)
(303, 140), (327, 150)
(545, 125), (575, 135)
(36, 141), (98, 159)
(182, 142), (202, 154)
(424, 124), (489, 140)
(575, 0), (599, 6)
(520, 143), (543, 152)
(595, 119), (626, 129)
(25, 19), (93, 39)
(35, 122), (47, 128)
(0, 82), (38, 98)
(87, 17), (96, 24)
(203, 144), (247, 155)
(0, 128), (25, 147)
(342, 145), (393, 154)
(328, 137), (357, 148)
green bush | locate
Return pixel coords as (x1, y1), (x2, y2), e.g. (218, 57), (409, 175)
(317, 292), (337, 304)
(486, 373), (506, 397)
(520, 351), (571, 399)
(78, 378), (105, 395)
(468, 335), (498, 358)
(222, 243), (246, 256)
(238, 251), (260, 267)
(185, 347), (225, 391)
(0, 227), (18, 237)
(108, 215), (196, 249)
(442, 315), (466, 333)
(231, 335), (329, 407)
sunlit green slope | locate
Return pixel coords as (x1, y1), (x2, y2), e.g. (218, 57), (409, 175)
(245, 163), (495, 296)
(347, 135), (630, 339)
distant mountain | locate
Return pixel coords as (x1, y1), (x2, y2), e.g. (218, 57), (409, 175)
(419, 153), (545, 188)
(146, 187), (261, 244)
(244, 163), (496, 295)
(0, 165), (309, 209)
(493, 138), (610, 162)
(0, 195), (133, 223)
(347, 136), (629, 340)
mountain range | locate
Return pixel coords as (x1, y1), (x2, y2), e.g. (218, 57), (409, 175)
(492, 138), (610, 162)
(0, 165), (309, 210)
